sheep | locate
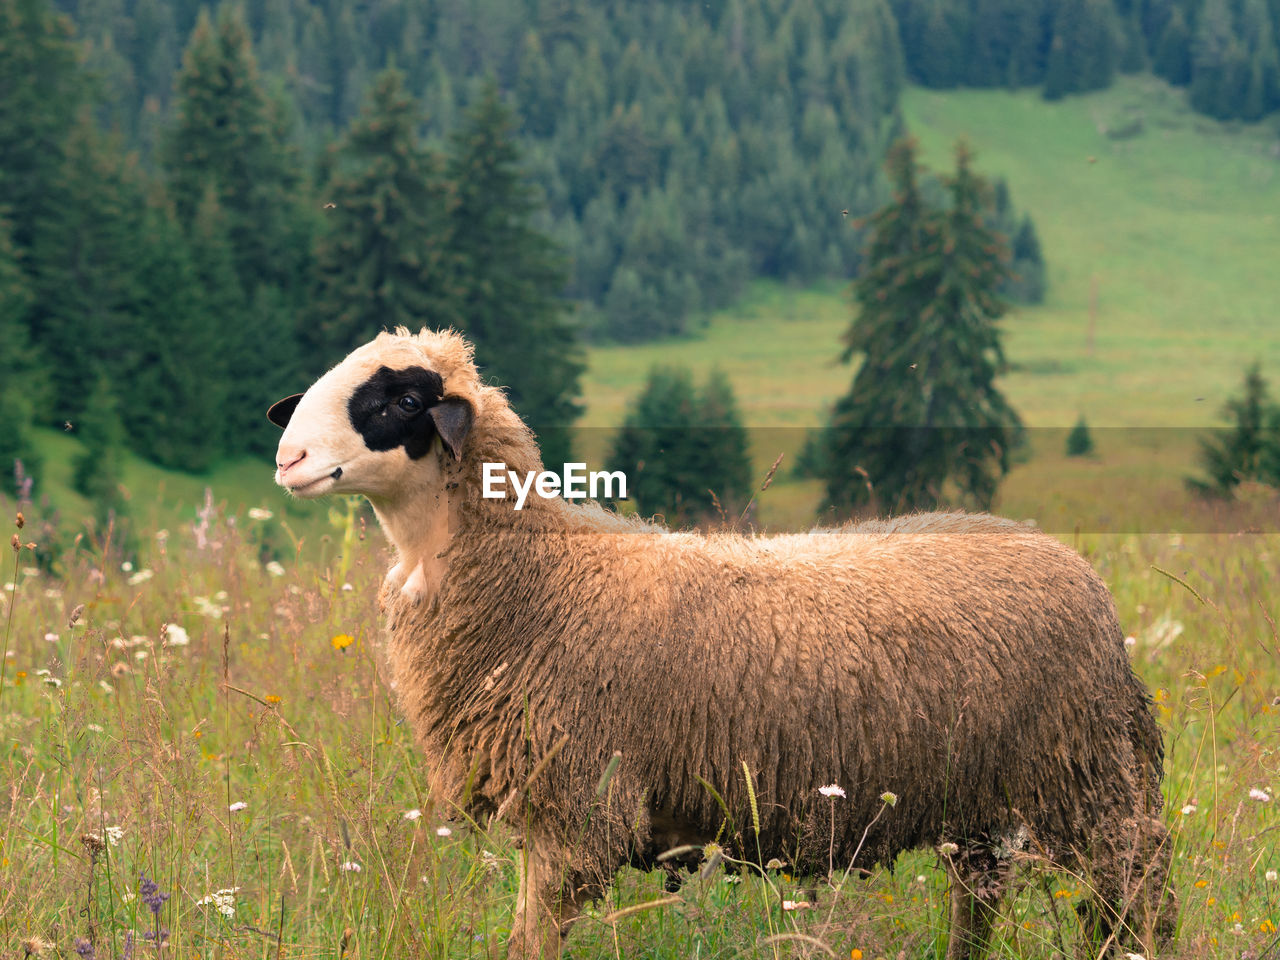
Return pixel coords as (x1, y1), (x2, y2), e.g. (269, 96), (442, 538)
(269, 327), (1175, 960)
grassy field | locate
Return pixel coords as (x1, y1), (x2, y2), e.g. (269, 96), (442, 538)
(4, 77), (1280, 957)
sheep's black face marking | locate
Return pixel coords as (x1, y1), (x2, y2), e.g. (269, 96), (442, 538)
(347, 366), (445, 460)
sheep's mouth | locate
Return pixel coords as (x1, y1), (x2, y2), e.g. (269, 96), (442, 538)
(285, 466), (345, 497)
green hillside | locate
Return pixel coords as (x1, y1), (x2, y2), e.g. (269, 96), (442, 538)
(19, 77), (1280, 535)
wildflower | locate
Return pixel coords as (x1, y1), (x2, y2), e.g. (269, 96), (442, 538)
(155, 529), (169, 542)
(265, 561), (285, 577)
(105, 826), (123, 846)
(228, 801), (247, 813)
(248, 508), (273, 521)
(818, 783), (845, 799)
(139, 874), (169, 915)
(164, 624), (189, 647)
(1233, 923), (1244, 935)
(1124, 636), (1136, 650)
(916, 875), (927, 884)
(1181, 804), (1197, 815)
(1123, 953), (1145, 960)
(723, 874), (743, 884)
(43, 675), (62, 688)
(133, 650), (148, 661)
(342, 583), (353, 592)
(1250, 788), (1272, 803)
(126, 569), (153, 586)
(782, 900), (811, 911)
(938, 842), (959, 856)
(74, 938), (94, 959)
(402, 809), (422, 822)
(331, 633), (354, 651)
(121, 561), (134, 573)
(43, 632), (58, 643)
(1262, 920), (1277, 934)
(339, 861), (362, 873)
(87, 723), (104, 733)
(765, 858), (787, 870)
(21, 937), (52, 956)
(196, 887), (239, 918)
(98, 681), (112, 695)
(435, 825), (451, 837)
(1267, 869), (1278, 882)
(1195, 880), (1208, 889)
(265, 694), (281, 704)
(880, 791), (898, 806)
(851, 951), (863, 960)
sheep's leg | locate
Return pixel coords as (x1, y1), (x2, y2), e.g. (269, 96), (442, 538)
(507, 842), (582, 960)
(1079, 815), (1176, 958)
(946, 846), (1009, 960)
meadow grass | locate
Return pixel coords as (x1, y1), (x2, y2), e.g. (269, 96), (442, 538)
(2, 493), (1279, 959)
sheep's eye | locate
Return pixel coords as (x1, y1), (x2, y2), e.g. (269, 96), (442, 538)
(397, 395), (422, 413)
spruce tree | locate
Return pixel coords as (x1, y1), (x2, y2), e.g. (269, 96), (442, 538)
(0, 215), (43, 494)
(446, 82), (583, 466)
(1008, 214), (1048, 303)
(309, 68), (455, 368)
(1153, 7), (1193, 86)
(1043, 0), (1119, 100)
(1188, 364), (1279, 497)
(607, 366), (752, 524)
(1066, 414), (1094, 456)
(72, 371), (129, 524)
(163, 4), (307, 298)
(821, 139), (1023, 516)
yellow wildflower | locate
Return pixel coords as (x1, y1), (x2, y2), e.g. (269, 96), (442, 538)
(331, 633), (354, 651)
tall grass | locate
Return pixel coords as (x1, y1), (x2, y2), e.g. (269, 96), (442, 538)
(2, 487), (1278, 959)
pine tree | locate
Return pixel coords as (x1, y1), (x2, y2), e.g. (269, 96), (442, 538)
(309, 68), (456, 369)
(163, 4), (307, 298)
(607, 365), (752, 524)
(1066, 414), (1094, 456)
(0, 215), (43, 494)
(1188, 364), (1279, 497)
(1044, 0), (1120, 99)
(1153, 6), (1193, 85)
(72, 370), (129, 523)
(0, 0), (83, 256)
(1008, 214), (1048, 303)
(821, 139), (1023, 516)
(446, 82), (584, 466)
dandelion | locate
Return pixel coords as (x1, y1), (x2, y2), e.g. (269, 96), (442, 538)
(818, 784), (846, 799)
(1267, 869), (1277, 882)
(126, 569), (154, 586)
(247, 508), (273, 521)
(938, 842), (959, 856)
(196, 887), (239, 918)
(1250, 788), (1272, 803)
(265, 561), (285, 577)
(765, 858), (787, 871)
(331, 633), (354, 651)
(228, 801), (247, 813)
(402, 809), (422, 822)
(435, 825), (451, 837)
(339, 861), (362, 873)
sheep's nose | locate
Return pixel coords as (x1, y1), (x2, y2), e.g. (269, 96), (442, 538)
(277, 448), (307, 474)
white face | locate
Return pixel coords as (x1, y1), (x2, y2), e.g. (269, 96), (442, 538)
(271, 351), (455, 503)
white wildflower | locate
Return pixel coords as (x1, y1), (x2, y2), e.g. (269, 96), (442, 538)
(247, 508), (273, 521)
(1267, 869), (1278, 883)
(88, 723), (105, 733)
(723, 874), (743, 884)
(1124, 952), (1145, 960)
(127, 569), (154, 586)
(342, 582), (353, 592)
(43, 675), (62, 688)
(402, 808), (422, 822)
(1234, 923), (1244, 935)
(1250, 788), (1272, 803)
(165, 624), (190, 647)
(265, 561), (285, 577)
(1181, 803), (1197, 816)
(98, 680), (112, 694)
(880, 791), (899, 807)
(21, 566), (39, 578)
(1124, 636), (1136, 650)
(938, 842), (959, 856)
(105, 825), (124, 846)
(196, 887), (240, 918)
(134, 649), (149, 661)
(43, 588), (62, 599)
(43, 632), (59, 643)
(228, 801), (247, 813)
(155, 529), (169, 541)
(339, 861), (362, 873)
(193, 596), (223, 618)
(782, 900), (812, 911)
(436, 826), (453, 838)
(818, 784), (846, 799)
(916, 875), (928, 884)
(121, 561), (134, 573)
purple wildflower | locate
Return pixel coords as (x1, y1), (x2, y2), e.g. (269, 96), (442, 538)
(123, 932), (135, 960)
(74, 938), (95, 958)
(139, 873), (169, 915)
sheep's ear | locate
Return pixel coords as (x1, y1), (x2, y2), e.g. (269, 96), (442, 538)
(267, 393), (303, 429)
(429, 397), (473, 461)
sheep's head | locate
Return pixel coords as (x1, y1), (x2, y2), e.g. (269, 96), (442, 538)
(268, 329), (476, 502)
